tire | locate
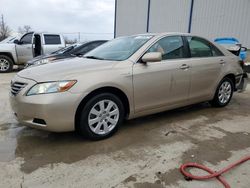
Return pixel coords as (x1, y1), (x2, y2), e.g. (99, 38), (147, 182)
(77, 93), (125, 140)
(0, 55), (13, 73)
(210, 77), (234, 107)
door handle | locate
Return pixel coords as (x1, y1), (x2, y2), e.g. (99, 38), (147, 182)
(26, 47), (31, 49)
(220, 59), (225, 65)
(180, 64), (190, 70)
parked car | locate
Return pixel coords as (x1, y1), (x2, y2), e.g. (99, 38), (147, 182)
(25, 40), (107, 67)
(10, 33), (247, 140)
(214, 38), (247, 61)
(0, 32), (65, 72)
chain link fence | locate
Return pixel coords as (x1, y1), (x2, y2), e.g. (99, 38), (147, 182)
(61, 32), (113, 44)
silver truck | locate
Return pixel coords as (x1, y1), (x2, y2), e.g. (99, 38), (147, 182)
(0, 32), (65, 72)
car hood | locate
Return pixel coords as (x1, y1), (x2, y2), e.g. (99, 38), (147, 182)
(0, 43), (16, 52)
(28, 54), (52, 63)
(17, 57), (118, 82)
(27, 54), (74, 65)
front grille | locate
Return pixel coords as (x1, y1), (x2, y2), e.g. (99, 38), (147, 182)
(11, 82), (27, 96)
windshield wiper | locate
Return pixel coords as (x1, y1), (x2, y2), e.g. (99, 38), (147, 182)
(84, 55), (104, 60)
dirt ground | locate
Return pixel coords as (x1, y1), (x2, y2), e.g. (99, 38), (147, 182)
(0, 73), (250, 188)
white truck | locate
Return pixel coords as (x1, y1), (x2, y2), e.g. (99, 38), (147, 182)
(0, 32), (66, 72)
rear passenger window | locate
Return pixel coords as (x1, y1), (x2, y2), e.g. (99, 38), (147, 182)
(211, 45), (224, 56)
(187, 36), (223, 57)
(147, 36), (186, 60)
(44, 35), (61, 45)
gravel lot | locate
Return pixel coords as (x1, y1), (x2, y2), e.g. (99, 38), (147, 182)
(0, 73), (250, 188)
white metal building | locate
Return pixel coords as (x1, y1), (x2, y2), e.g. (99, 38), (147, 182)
(114, 0), (250, 48)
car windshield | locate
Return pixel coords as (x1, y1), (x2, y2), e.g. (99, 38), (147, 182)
(84, 35), (153, 61)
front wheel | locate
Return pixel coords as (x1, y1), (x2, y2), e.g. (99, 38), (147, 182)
(0, 55), (13, 73)
(77, 93), (125, 140)
(210, 77), (234, 107)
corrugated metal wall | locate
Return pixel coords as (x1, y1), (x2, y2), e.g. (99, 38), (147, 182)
(115, 0), (250, 48)
(115, 0), (148, 36)
(148, 0), (190, 33)
(191, 0), (250, 48)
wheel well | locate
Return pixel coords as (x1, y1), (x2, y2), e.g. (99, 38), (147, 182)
(224, 74), (236, 90)
(75, 87), (130, 129)
(0, 52), (15, 64)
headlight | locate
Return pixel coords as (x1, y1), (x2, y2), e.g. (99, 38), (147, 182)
(26, 80), (77, 96)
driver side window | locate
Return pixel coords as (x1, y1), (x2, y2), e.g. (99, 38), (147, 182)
(147, 36), (186, 60)
(20, 33), (33, 44)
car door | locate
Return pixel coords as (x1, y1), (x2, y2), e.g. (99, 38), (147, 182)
(133, 35), (191, 113)
(16, 32), (34, 63)
(186, 36), (225, 101)
(42, 34), (64, 54)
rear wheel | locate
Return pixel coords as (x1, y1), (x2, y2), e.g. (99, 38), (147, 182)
(0, 55), (13, 73)
(210, 77), (234, 107)
(77, 93), (125, 140)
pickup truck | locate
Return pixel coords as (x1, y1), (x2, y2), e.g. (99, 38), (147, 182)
(0, 32), (65, 72)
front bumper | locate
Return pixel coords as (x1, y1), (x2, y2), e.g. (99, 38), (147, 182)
(9, 75), (82, 132)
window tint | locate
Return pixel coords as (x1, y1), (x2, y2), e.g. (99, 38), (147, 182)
(187, 36), (223, 57)
(20, 33), (33, 44)
(147, 36), (186, 60)
(44, 35), (61, 45)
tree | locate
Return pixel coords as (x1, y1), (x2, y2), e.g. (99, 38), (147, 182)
(18, 25), (32, 34)
(64, 36), (77, 44)
(0, 14), (11, 41)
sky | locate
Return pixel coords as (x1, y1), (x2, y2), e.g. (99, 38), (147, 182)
(0, 0), (115, 41)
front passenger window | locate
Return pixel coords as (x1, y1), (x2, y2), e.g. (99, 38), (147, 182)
(147, 36), (186, 60)
(20, 33), (33, 44)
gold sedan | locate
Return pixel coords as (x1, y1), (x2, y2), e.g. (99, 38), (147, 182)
(10, 33), (246, 140)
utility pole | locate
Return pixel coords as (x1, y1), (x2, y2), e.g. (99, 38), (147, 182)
(0, 14), (4, 31)
(78, 32), (81, 42)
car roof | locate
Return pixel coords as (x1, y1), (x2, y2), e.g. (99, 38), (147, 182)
(129, 32), (193, 37)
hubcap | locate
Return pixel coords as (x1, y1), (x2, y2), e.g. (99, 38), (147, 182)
(88, 100), (119, 135)
(0, 58), (10, 71)
(218, 81), (232, 104)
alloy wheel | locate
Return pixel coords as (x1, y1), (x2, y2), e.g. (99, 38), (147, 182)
(88, 99), (119, 135)
(0, 58), (10, 71)
(218, 81), (232, 104)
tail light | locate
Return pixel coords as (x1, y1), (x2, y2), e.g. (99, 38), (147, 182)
(239, 60), (244, 68)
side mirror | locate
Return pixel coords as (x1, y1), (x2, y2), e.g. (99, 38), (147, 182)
(13, 39), (19, 44)
(14, 39), (22, 45)
(141, 52), (162, 63)
(241, 47), (247, 52)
